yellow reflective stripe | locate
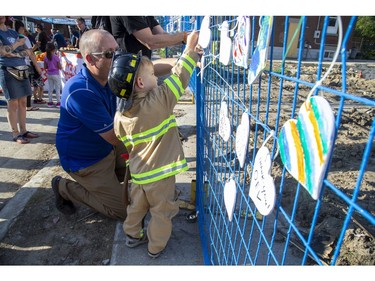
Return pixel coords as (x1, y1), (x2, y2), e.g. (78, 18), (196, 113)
(180, 55), (196, 76)
(120, 114), (177, 147)
(165, 74), (183, 100)
(132, 159), (189, 184)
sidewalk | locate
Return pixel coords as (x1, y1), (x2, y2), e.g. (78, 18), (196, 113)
(110, 102), (203, 265)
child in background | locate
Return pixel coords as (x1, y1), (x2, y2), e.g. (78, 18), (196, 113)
(31, 63), (46, 105)
(44, 42), (62, 107)
(109, 31), (202, 259)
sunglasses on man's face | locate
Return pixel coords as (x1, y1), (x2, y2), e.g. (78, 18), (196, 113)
(91, 50), (115, 59)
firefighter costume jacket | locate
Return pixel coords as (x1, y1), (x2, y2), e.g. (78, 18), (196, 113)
(114, 48), (200, 185)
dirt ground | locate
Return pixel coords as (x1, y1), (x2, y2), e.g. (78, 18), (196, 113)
(245, 63), (375, 265)
(0, 63), (374, 266)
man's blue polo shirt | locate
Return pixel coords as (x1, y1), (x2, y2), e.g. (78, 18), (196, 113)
(56, 65), (117, 172)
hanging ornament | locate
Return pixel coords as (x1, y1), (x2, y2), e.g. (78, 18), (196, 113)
(232, 16), (251, 68)
(219, 20), (232, 66)
(248, 16), (273, 85)
(224, 178), (237, 222)
(199, 55), (205, 83)
(249, 145), (276, 216)
(278, 96), (335, 200)
(235, 112), (250, 168)
(198, 16), (211, 49)
(219, 100), (231, 142)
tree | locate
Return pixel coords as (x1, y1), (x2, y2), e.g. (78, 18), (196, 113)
(354, 16), (375, 59)
(354, 16), (375, 40)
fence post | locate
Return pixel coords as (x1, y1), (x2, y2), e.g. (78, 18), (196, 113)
(194, 15), (211, 265)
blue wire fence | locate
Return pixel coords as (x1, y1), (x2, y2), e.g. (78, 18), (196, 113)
(162, 16), (375, 265)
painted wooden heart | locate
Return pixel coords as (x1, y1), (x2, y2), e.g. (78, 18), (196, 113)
(219, 101), (231, 142)
(232, 16), (251, 68)
(219, 20), (232, 66)
(235, 112), (250, 168)
(248, 16), (273, 85)
(278, 96), (335, 200)
(200, 55), (205, 83)
(198, 16), (211, 49)
(249, 146), (276, 216)
(224, 179), (237, 222)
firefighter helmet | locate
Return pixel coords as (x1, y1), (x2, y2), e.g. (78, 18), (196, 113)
(108, 50), (142, 101)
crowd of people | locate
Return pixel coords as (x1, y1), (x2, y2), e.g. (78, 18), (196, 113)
(1, 15), (202, 260)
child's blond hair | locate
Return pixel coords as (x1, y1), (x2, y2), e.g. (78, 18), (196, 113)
(135, 56), (154, 80)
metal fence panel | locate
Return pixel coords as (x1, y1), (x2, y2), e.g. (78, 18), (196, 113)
(163, 15), (375, 266)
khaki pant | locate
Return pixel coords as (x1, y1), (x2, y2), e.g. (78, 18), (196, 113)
(58, 144), (129, 220)
(124, 176), (179, 254)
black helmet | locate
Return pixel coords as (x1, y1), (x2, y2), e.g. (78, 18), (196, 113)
(108, 50), (141, 102)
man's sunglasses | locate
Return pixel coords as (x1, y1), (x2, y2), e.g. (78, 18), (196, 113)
(91, 50), (115, 59)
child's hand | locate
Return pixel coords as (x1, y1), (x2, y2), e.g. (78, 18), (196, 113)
(186, 30), (204, 55)
(186, 30), (199, 51)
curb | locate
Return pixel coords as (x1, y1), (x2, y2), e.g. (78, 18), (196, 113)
(0, 156), (59, 241)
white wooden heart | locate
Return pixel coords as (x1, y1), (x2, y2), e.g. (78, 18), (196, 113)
(200, 55), (205, 83)
(198, 16), (211, 49)
(278, 95), (335, 200)
(219, 101), (231, 142)
(249, 146), (276, 216)
(232, 16), (251, 68)
(235, 112), (250, 168)
(219, 20), (232, 66)
(224, 178), (237, 222)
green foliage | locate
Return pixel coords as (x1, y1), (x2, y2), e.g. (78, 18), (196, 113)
(354, 16), (375, 40)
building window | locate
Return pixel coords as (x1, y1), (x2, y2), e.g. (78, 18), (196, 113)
(327, 17), (338, 35)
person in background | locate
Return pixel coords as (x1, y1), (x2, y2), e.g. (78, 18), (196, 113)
(75, 17), (89, 48)
(68, 25), (80, 47)
(91, 16), (112, 33)
(52, 29), (128, 220)
(110, 16), (190, 141)
(24, 28), (45, 105)
(110, 16), (187, 74)
(25, 29), (36, 46)
(0, 16), (39, 144)
(44, 42), (62, 108)
(109, 30), (202, 258)
(13, 19), (42, 111)
(33, 23), (49, 52)
(51, 27), (67, 49)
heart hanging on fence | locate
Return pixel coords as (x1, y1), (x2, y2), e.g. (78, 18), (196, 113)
(248, 16), (273, 85)
(249, 146), (276, 216)
(219, 20), (232, 66)
(278, 96), (335, 200)
(219, 101), (231, 142)
(198, 16), (211, 49)
(232, 16), (251, 68)
(224, 178), (237, 222)
(235, 112), (250, 168)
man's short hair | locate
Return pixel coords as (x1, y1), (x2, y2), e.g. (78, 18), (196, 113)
(76, 17), (86, 24)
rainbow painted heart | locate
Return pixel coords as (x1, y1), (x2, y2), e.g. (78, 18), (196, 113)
(278, 96), (335, 200)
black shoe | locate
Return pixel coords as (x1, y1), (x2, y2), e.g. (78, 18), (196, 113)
(148, 250), (162, 259)
(51, 176), (76, 215)
(178, 131), (188, 142)
(125, 232), (148, 248)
